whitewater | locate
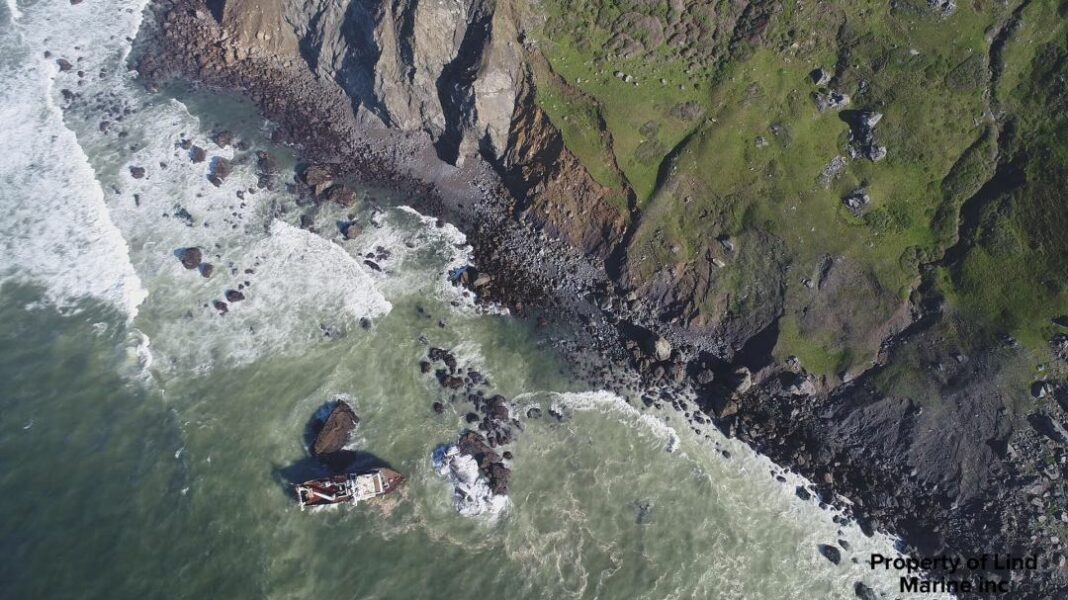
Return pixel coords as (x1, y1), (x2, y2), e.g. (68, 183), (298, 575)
(0, 1), (949, 599)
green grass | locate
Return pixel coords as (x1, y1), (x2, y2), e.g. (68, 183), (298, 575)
(534, 0), (1067, 375)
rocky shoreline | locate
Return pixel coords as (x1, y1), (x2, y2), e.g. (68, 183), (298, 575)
(132, 2), (1066, 597)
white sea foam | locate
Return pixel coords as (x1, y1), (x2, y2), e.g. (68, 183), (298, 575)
(432, 444), (509, 518)
(551, 390), (681, 453)
(0, 1), (148, 319)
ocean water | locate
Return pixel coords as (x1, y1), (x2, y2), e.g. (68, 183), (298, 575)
(0, 2), (948, 598)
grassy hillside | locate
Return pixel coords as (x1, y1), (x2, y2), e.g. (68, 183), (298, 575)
(532, 0), (1067, 377)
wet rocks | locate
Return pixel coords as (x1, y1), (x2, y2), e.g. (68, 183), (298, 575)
(178, 246), (202, 269)
(300, 163), (336, 196)
(310, 401), (360, 457)
(211, 129), (233, 148)
(224, 289), (245, 302)
(56, 58), (73, 72)
(325, 184), (356, 207)
(255, 151), (276, 189)
(212, 299), (228, 314)
(341, 221), (363, 240)
(209, 157), (232, 186)
(129, 165), (146, 179)
(189, 145), (206, 163)
(853, 581), (879, 600)
(817, 543), (842, 565)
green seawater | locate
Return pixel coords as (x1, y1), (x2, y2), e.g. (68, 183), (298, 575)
(0, 1), (943, 598)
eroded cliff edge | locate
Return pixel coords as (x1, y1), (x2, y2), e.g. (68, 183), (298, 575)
(135, 0), (1068, 596)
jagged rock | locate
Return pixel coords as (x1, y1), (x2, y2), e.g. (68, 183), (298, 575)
(843, 188), (871, 213)
(731, 367), (753, 395)
(325, 184), (356, 207)
(1032, 380), (1053, 399)
(1028, 412), (1068, 445)
(847, 111), (887, 162)
(341, 221), (363, 240)
(311, 401), (360, 456)
(209, 157), (232, 186)
(814, 91), (850, 112)
(817, 544), (842, 565)
(1053, 334), (1068, 362)
(178, 247), (202, 269)
(810, 67), (831, 86)
(301, 164), (335, 195)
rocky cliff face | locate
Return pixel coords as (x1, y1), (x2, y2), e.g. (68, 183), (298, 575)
(211, 0), (522, 166)
(202, 0), (626, 257)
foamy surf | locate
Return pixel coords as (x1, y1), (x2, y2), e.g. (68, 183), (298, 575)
(433, 443), (510, 518)
(0, 5), (147, 320)
(551, 390), (682, 453)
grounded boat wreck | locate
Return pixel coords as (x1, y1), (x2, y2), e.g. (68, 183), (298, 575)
(295, 468), (405, 510)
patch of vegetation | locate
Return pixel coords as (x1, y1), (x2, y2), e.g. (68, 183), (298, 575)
(535, 0), (1067, 375)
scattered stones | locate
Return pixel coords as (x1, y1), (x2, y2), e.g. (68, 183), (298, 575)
(129, 165), (146, 179)
(189, 145), (206, 163)
(224, 289), (245, 302)
(199, 262), (214, 278)
(301, 163), (335, 195)
(212, 300), (228, 314)
(928, 0), (957, 17)
(818, 155), (849, 187)
(56, 58), (73, 72)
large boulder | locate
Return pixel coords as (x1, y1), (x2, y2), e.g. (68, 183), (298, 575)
(311, 401), (360, 456)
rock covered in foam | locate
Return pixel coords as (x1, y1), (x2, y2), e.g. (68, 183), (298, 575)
(433, 442), (509, 517)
